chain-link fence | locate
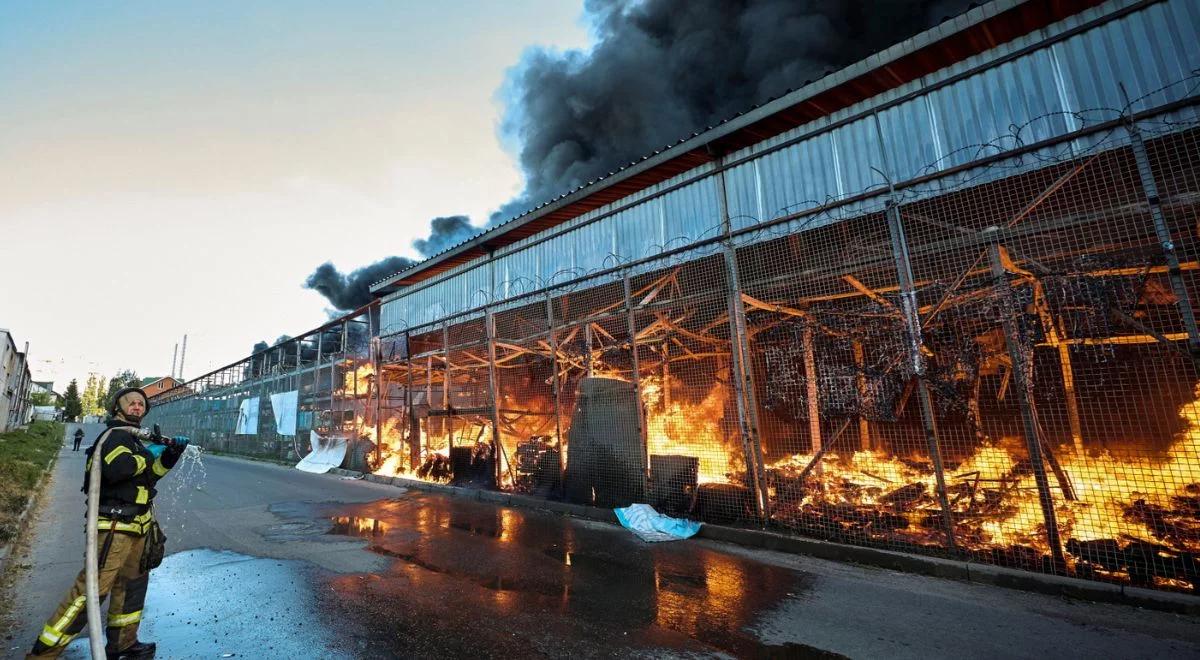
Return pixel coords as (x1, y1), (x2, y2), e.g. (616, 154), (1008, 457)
(147, 79), (1200, 594)
(146, 308), (377, 469)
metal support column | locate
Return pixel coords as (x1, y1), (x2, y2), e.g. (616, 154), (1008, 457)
(623, 272), (650, 492)
(852, 340), (871, 450)
(715, 162), (769, 522)
(316, 333), (324, 437)
(442, 322), (451, 441)
(370, 317), (383, 468)
(584, 323), (595, 377)
(802, 324), (822, 455)
(987, 241), (1066, 570)
(331, 323), (343, 437)
(546, 294), (566, 491)
(485, 307), (504, 488)
(1126, 117), (1200, 354)
(873, 112), (956, 551)
(662, 344), (672, 408)
(407, 334), (420, 470)
(1056, 341), (1085, 453)
(886, 202), (958, 552)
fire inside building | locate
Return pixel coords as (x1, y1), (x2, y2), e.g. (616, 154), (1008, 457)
(146, 0), (1200, 594)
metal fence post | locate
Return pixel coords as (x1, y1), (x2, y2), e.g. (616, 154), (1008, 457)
(545, 293), (566, 492)
(623, 272), (650, 492)
(335, 320), (347, 438)
(873, 113), (957, 552)
(485, 307), (504, 488)
(441, 322), (450, 441)
(987, 241), (1067, 571)
(316, 332), (324, 438)
(584, 323), (595, 377)
(714, 161), (769, 522)
(1125, 117), (1200, 354)
(406, 331), (420, 470)
(370, 317), (383, 469)
(886, 201), (958, 553)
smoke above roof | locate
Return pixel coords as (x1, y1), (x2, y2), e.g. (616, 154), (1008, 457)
(307, 0), (976, 310)
(412, 215), (477, 259)
(304, 256), (417, 311)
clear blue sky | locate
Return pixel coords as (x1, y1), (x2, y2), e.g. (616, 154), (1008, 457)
(0, 1), (589, 387)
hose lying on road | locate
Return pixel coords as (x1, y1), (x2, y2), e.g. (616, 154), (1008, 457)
(85, 426), (154, 660)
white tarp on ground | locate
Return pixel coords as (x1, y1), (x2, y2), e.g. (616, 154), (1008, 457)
(269, 390), (298, 435)
(235, 397), (260, 435)
(295, 430), (347, 474)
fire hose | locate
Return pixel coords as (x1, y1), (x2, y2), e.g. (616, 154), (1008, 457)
(84, 424), (162, 659)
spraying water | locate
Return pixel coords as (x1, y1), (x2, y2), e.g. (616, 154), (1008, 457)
(156, 444), (208, 534)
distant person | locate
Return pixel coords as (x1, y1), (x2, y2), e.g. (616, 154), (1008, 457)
(72, 428), (84, 451)
(27, 387), (189, 660)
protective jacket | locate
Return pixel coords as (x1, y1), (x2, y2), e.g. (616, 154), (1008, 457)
(83, 419), (181, 535)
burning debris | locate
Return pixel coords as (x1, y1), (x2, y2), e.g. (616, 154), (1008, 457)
(343, 219), (1200, 595)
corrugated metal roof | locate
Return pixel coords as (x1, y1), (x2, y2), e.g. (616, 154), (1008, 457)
(371, 0), (1108, 296)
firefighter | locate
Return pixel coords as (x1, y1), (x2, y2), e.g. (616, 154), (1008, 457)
(28, 387), (189, 659)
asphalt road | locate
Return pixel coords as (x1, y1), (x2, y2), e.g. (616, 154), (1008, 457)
(2, 427), (1199, 658)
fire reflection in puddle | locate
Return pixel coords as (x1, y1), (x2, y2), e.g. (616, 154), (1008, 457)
(323, 495), (818, 657)
(330, 515), (388, 537)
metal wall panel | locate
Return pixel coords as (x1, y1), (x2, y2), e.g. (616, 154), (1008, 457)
(384, 0), (1198, 331)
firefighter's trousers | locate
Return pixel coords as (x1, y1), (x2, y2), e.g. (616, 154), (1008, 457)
(28, 530), (148, 658)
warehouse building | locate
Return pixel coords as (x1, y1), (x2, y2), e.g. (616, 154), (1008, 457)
(149, 0), (1200, 593)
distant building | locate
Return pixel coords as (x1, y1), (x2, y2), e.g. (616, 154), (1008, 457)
(0, 330), (32, 432)
(140, 376), (182, 399)
(31, 406), (60, 422)
(30, 380), (61, 403)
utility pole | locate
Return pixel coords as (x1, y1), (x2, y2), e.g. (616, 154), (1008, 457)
(178, 334), (188, 381)
(171, 343), (178, 379)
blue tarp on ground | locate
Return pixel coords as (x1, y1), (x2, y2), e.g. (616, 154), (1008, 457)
(614, 504), (702, 542)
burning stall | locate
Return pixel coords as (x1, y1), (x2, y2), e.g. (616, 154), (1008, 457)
(364, 122), (1200, 594)
(148, 0), (1200, 595)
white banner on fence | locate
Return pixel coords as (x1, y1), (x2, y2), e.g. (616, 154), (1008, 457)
(235, 396), (260, 435)
(295, 430), (346, 474)
(270, 390), (299, 436)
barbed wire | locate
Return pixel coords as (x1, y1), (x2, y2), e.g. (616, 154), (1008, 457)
(157, 72), (1200, 403)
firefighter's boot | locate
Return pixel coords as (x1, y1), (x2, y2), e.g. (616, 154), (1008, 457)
(106, 640), (156, 659)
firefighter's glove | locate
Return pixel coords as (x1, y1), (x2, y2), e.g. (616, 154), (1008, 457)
(145, 442), (167, 459)
(166, 435), (190, 454)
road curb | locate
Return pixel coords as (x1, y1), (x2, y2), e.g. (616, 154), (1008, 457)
(0, 445), (61, 575)
(323, 466), (1199, 615)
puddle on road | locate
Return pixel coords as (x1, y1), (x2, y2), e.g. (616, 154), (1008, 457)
(57, 549), (353, 660)
(319, 496), (834, 658)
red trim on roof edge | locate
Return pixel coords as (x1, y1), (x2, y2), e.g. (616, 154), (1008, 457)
(379, 0), (1106, 294)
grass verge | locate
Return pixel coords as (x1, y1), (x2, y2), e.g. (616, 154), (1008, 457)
(0, 421), (62, 543)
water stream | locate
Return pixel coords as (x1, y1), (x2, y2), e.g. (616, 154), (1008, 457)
(156, 444), (207, 533)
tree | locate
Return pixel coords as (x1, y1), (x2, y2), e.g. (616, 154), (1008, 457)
(63, 379), (83, 421)
(103, 369), (141, 409)
(30, 390), (57, 407)
(80, 373), (101, 417)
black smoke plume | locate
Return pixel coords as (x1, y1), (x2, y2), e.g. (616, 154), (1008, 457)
(497, 0), (975, 217)
(412, 215), (477, 258)
(305, 256), (416, 311)
(307, 0), (974, 309)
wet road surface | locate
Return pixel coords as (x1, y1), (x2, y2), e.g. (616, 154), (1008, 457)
(277, 497), (824, 658)
(4, 443), (1200, 658)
